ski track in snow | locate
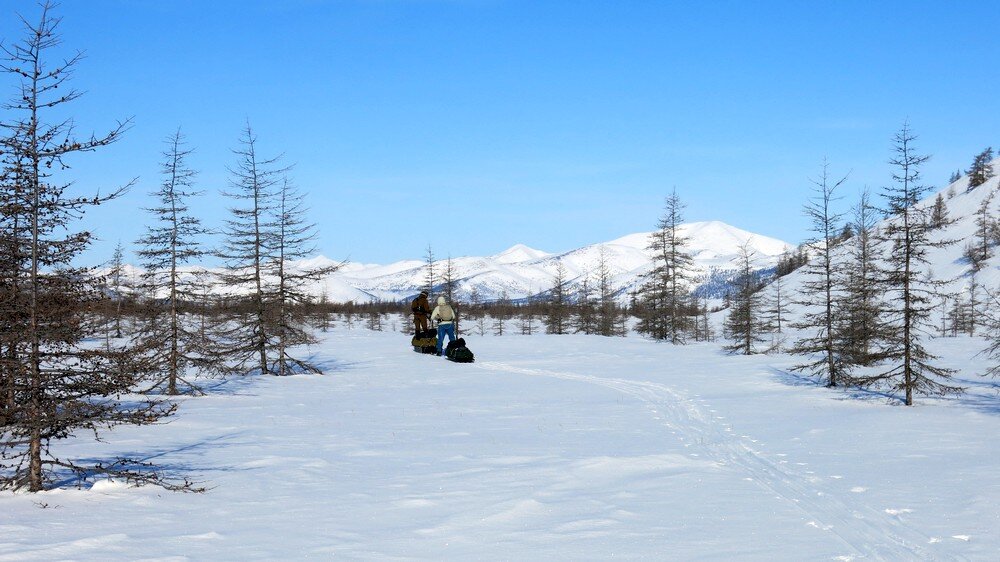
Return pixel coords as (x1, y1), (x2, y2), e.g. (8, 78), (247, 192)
(476, 361), (947, 562)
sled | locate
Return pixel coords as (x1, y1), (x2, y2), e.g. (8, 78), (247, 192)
(411, 329), (438, 354)
(445, 338), (475, 363)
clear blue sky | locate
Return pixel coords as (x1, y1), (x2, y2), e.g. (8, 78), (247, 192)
(2, 0), (997, 265)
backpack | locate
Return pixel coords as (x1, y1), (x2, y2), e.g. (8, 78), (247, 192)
(445, 337), (475, 363)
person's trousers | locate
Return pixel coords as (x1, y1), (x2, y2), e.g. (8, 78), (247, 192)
(414, 314), (429, 333)
(437, 323), (455, 355)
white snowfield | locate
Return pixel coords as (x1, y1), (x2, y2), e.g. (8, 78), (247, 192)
(2, 330), (998, 560)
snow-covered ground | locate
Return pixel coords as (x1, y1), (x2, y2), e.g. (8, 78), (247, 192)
(2, 329), (999, 560)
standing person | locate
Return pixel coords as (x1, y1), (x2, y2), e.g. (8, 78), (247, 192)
(411, 291), (431, 335)
(431, 296), (456, 357)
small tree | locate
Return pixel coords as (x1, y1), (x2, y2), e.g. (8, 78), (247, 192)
(722, 241), (767, 355)
(635, 189), (695, 343)
(791, 160), (848, 387)
(966, 147), (994, 191)
(423, 245), (436, 295)
(832, 189), (887, 369)
(543, 261), (571, 334)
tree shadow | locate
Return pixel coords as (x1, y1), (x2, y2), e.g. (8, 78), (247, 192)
(766, 367), (906, 404)
(767, 367), (1000, 413)
(49, 431), (253, 491)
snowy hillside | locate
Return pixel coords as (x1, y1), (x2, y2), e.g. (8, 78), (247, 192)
(775, 159), (1000, 328)
(315, 221), (793, 304)
(4, 330), (996, 559)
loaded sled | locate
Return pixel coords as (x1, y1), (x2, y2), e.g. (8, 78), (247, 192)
(411, 329), (438, 354)
(445, 338), (475, 363)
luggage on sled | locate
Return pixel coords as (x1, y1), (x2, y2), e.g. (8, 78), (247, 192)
(411, 328), (438, 354)
(445, 337), (475, 363)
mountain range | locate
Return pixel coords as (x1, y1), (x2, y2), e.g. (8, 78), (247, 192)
(306, 220), (794, 304)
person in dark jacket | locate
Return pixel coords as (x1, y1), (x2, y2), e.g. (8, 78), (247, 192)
(411, 291), (431, 335)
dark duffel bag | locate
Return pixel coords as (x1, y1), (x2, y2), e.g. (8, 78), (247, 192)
(445, 337), (475, 363)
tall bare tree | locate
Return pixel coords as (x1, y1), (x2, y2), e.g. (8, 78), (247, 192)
(0, 3), (183, 492)
(266, 177), (339, 375)
(792, 160), (849, 387)
(217, 122), (288, 376)
(857, 123), (961, 405)
(134, 129), (218, 394)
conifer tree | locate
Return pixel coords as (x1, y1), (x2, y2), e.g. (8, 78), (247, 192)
(265, 178), (338, 375)
(543, 261), (570, 334)
(423, 245), (436, 295)
(441, 256), (458, 332)
(574, 275), (597, 335)
(0, 3), (183, 491)
(722, 241), (767, 355)
(792, 160), (848, 387)
(857, 124), (961, 405)
(105, 240), (127, 340)
(966, 147), (994, 191)
(964, 190), (996, 270)
(929, 193), (949, 229)
(832, 189), (886, 369)
(217, 123), (288, 376)
(635, 190), (695, 343)
(134, 130), (219, 394)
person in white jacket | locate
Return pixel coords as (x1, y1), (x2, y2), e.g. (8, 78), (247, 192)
(430, 296), (456, 357)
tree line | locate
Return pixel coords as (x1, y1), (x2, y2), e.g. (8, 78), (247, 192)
(0, 4), (334, 492)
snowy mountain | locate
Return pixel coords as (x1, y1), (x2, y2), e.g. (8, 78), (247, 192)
(310, 221), (794, 304)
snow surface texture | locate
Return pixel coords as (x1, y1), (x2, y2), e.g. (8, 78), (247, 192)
(2, 330), (997, 560)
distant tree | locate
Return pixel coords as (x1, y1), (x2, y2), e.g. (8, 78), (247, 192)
(105, 241), (127, 340)
(722, 241), (767, 355)
(573, 274), (597, 335)
(929, 193), (949, 229)
(441, 256), (458, 333)
(543, 261), (571, 334)
(0, 3), (184, 492)
(519, 297), (537, 335)
(792, 160), (848, 387)
(492, 291), (511, 336)
(948, 170), (962, 185)
(856, 124), (961, 405)
(635, 189), (695, 343)
(832, 188), (886, 369)
(594, 248), (623, 337)
(966, 147), (995, 191)
(423, 245), (436, 295)
(775, 245), (808, 277)
(965, 190), (996, 270)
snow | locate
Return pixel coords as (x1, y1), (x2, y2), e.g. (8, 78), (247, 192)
(2, 329), (998, 560)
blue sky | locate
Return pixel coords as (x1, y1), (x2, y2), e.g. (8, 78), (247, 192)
(2, 1), (998, 265)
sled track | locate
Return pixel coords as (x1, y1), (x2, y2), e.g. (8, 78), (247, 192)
(477, 361), (948, 561)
